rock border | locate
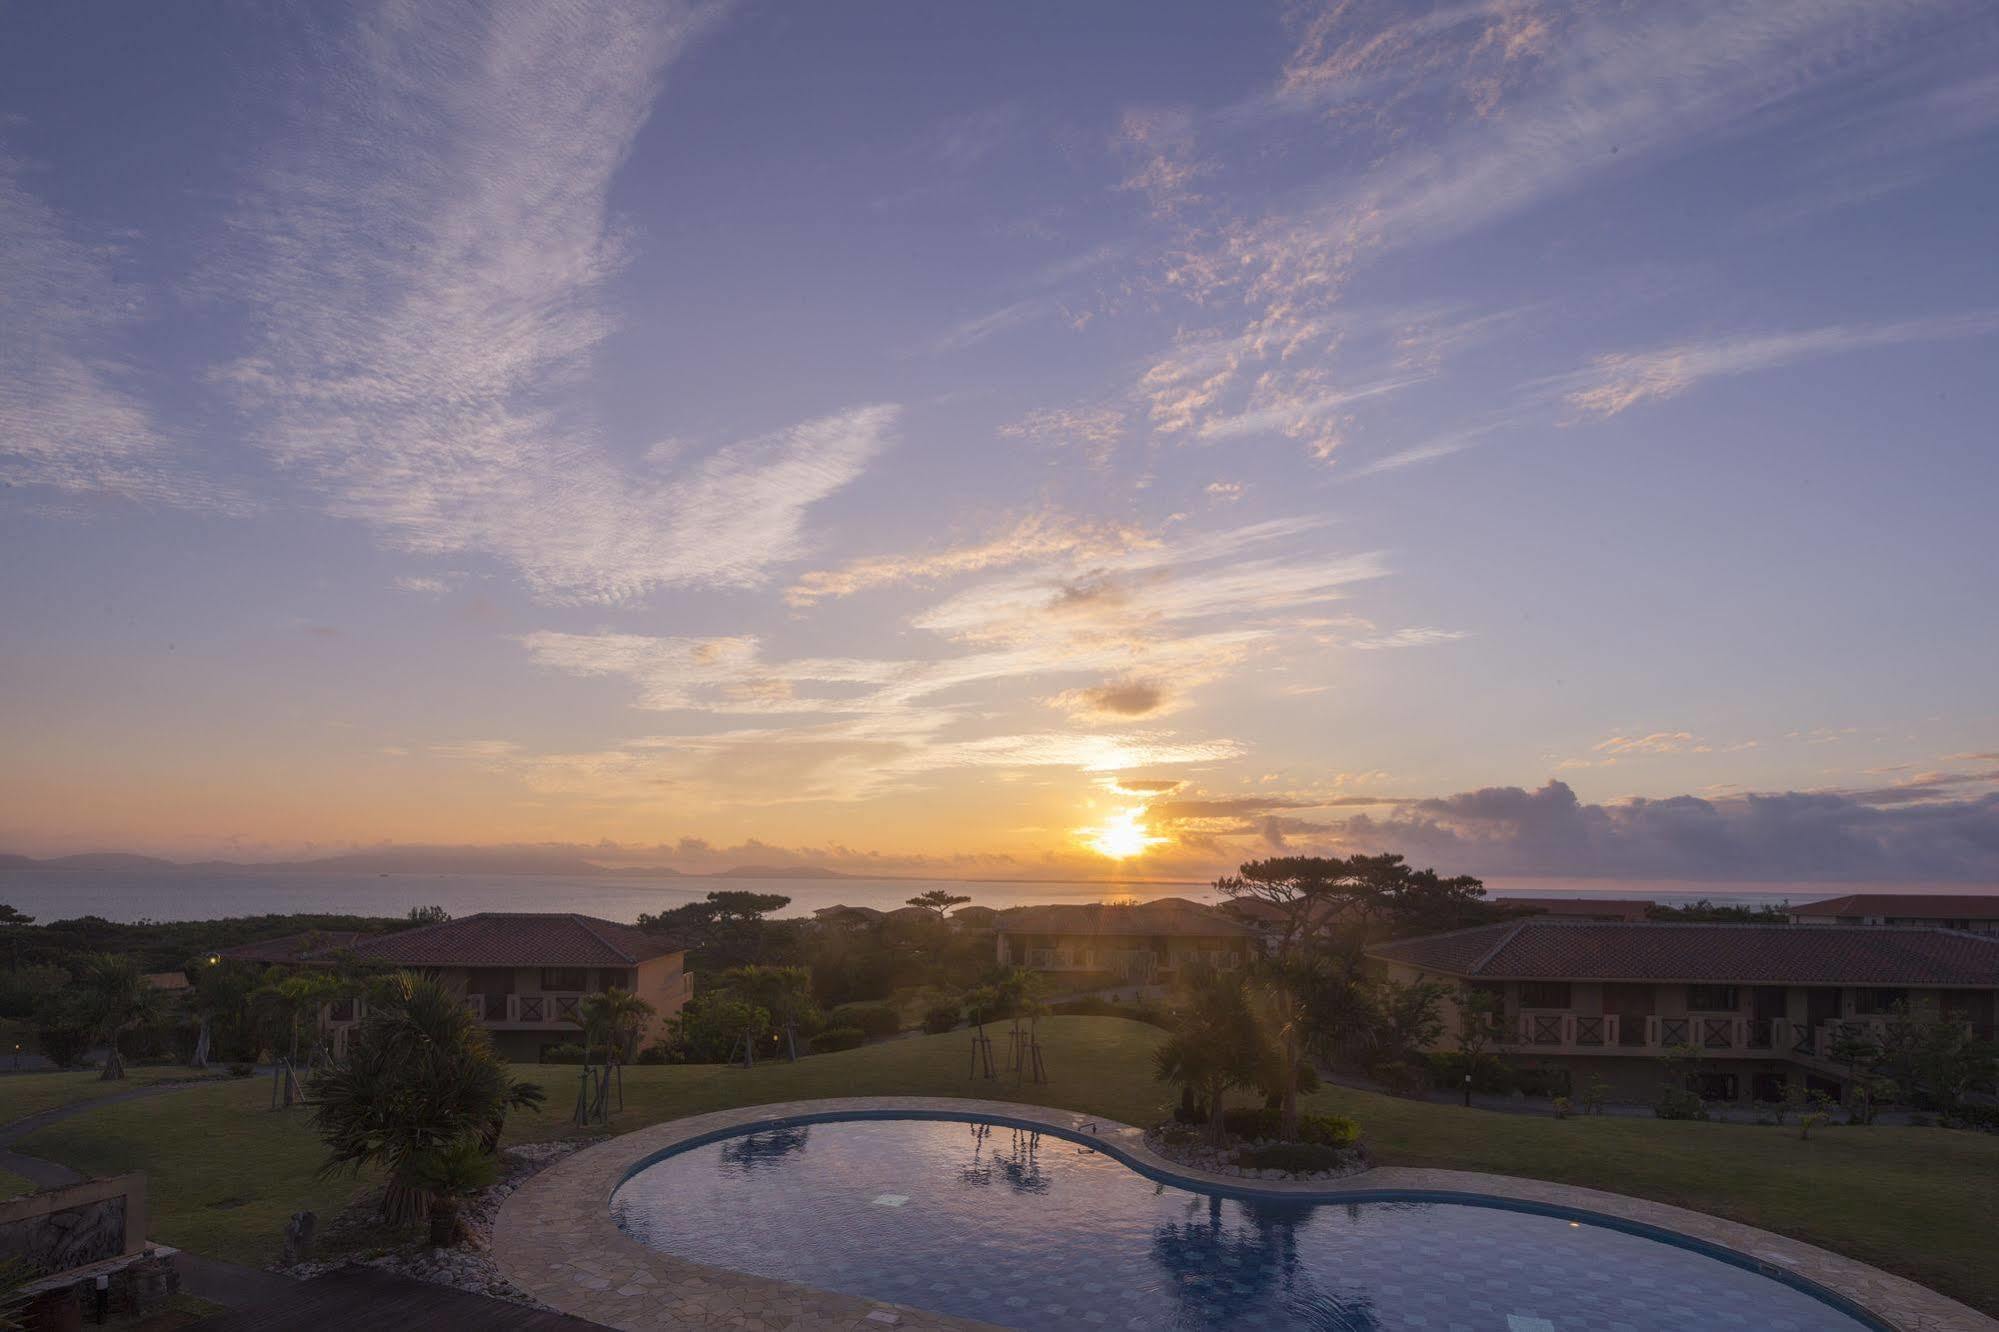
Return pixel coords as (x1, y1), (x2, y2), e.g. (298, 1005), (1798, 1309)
(492, 1096), (1999, 1332)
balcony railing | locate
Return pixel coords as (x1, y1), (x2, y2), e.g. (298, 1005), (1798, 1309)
(1515, 1013), (1621, 1050)
(501, 992), (589, 1026)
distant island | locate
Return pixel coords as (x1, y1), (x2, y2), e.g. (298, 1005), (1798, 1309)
(0, 849), (866, 880)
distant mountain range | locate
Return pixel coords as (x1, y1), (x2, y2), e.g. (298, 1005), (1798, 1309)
(0, 849), (854, 880)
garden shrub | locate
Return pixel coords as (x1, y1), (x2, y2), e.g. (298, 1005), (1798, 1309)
(826, 1003), (900, 1038)
(1235, 1143), (1348, 1173)
(1512, 1063), (1573, 1098)
(36, 1026), (89, 1070)
(539, 1043), (589, 1064)
(921, 1003), (960, 1034)
(1654, 1087), (1708, 1120)
(1222, 1106), (1281, 1139)
(1296, 1113), (1359, 1147)
(226, 1062), (256, 1078)
(632, 1043), (669, 1065)
(809, 1026), (866, 1054)
(1426, 1051), (1512, 1094)
(1221, 1107), (1359, 1146)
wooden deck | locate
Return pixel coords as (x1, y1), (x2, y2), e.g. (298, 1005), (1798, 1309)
(190, 1265), (609, 1330)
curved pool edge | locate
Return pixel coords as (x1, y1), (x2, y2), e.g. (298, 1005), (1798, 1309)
(494, 1095), (1998, 1332)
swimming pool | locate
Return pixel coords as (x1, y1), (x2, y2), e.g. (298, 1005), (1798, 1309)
(610, 1115), (1881, 1331)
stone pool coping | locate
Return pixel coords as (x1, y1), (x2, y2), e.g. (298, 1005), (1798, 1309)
(491, 1096), (1998, 1332)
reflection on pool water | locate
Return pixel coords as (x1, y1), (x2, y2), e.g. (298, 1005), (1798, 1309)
(610, 1118), (1874, 1331)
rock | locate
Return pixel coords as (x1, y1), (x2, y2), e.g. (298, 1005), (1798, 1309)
(282, 1211), (317, 1266)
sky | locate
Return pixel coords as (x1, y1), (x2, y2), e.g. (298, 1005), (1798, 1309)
(3, 0), (1998, 886)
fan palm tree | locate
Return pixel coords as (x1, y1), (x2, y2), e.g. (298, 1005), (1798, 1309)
(309, 972), (544, 1228)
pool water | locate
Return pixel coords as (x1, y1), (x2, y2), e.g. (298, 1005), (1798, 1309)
(610, 1118), (1874, 1331)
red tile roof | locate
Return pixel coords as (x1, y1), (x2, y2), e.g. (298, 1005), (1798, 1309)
(996, 897), (1257, 939)
(222, 915), (679, 968)
(219, 931), (368, 964)
(1368, 920), (1999, 986)
(1789, 894), (1999, 919)
(345, 914), (680, 967)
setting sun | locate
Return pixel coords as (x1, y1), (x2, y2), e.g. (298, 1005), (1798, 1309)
(1082, 806), (1168, 860)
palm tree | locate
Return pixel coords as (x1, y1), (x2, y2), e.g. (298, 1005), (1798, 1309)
(308, 972), (544, 1228)
(76, 955), (163, 1081)
(406, 1138), (498, 1248)
(580, 987), (656, 1064)
(1153, 968), (1270, 1146)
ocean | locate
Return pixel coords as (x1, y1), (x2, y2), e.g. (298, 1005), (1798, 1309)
(0, 867), (1814, 925)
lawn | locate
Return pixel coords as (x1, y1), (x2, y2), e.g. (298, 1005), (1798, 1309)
(0, 1066), (236, 1127)
(15, 1017), (1999, 1314)
(0, 1168), (34, 1199)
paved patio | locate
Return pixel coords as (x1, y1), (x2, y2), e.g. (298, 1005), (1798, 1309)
(492, 1095), (1999, 1332)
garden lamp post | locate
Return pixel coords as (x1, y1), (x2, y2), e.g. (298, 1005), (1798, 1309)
(1463, 1072), (1471, 1107)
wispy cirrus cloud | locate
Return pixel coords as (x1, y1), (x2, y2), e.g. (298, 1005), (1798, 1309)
(512, 516), (1383, 803)
(216, 0), (890, 603)
(1552, 312), (1999, 418)
(0, 157), (238, 511)
(786, 511), (1152, 607)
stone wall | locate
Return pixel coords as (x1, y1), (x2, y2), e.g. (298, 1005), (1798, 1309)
(0, 1176), (146, 1275)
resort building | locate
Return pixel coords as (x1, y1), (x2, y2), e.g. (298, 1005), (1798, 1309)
(994, 898), (1258, 983)
(222, 912), (692, 1061)
(1367, 919), (1999, 1102)
(1788, 893), (1999, 934)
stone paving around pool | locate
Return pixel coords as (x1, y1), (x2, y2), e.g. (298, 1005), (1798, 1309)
(491, 1096), (1999, 1332)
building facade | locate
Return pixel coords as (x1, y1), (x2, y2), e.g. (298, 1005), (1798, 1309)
(223, 912), (693, 1062)
(994, 898), (1258, 984)
(1788, 894), (1999, 934)
(1368, 919), (1999, 1102)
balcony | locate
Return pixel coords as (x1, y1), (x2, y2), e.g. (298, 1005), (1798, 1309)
(1515, 1012), (1620, 1050)
(489, 992), (589, 1028)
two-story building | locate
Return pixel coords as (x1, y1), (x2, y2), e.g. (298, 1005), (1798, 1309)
(1367, 919), (1999, 1103)
(994, 898), (1258, 983)
(1788, 894), (1999, 934)
(222, 912), (693, 1062)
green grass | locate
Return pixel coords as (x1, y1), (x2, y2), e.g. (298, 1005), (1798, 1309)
(14, 1018), (1999, 1314)
(0, 1065), (235, 1127)
(0, 1167), (34, 1199)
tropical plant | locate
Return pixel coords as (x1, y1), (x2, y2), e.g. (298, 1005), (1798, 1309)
(308, 972), (544, 1227)
(74, 954), (165, 1081)
(1152, 968), (1272, 1147)
(405, 1137), (498, 1247)
(579, 987), (656, 1064)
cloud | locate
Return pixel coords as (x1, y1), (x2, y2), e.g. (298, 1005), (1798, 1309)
(786, 512), (1151, 606)
(1553, 313), (1999, 418)
(1324, 778), (1999, 882)
(1048, 679), (1174, 723)
(0, 156), (237, 510)
(1341, 627), (1468, 651)
(927, 298), (1049, 353)
(215, 1), (890, 603)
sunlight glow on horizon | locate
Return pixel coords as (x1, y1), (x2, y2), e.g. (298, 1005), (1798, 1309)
(1082, 806), (1169, 860)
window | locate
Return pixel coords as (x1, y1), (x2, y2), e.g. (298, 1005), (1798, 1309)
(1853, 987), (1908, 1015)
(1686, 985), (1739, 1011)
(597, 969), (631, 991)
(1518, 981), (1571, 1009)
(540, 966), (588, 992)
